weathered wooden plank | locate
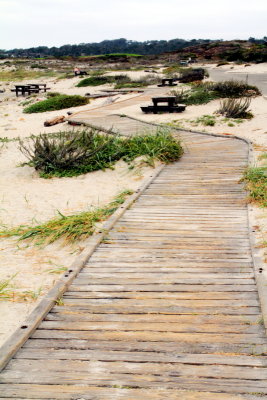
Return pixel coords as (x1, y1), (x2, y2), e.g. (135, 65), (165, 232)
(31, 329), (266, 343)
(59, 297), (258, 308)
(77, 272), (254, 279)
(0, 385), (260, 399)
(73, 277), (255, 285)
(47, 311), (260, 324)
(61, 284), (257, 292)
(2, 359), (267, 385)
(23, 338), (267, 356)
(65, 289), (257, 299)
(14, 348), (267, 367)
(38, 320), (262, 334)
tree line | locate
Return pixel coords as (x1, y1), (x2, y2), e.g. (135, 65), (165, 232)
(2, 38), (213, 58)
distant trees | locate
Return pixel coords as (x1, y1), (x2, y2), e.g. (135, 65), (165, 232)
(3, 37), (267, 61)
(4, 38), (212, 58)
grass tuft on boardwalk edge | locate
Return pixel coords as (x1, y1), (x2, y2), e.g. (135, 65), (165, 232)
(243, 162), (267, 207)
(0, 190), (133, 246)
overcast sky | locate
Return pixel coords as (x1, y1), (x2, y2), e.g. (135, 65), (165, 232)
(0, 0), (266, 50)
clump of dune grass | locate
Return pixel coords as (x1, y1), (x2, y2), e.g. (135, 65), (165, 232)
(170, 87), (217, 105)
(0, 190), (133, 245)
(19, 128), (183, 178)
(243, 166), (267, 207)
(0, 274), (17, 300)
(19, 129), (118, 176)
(23, 94), (89, 113)
(217, 97), (253, 119)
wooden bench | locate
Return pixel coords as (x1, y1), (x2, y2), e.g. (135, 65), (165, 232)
(157, 78), (177, 87)
(141, 96), (186, 114)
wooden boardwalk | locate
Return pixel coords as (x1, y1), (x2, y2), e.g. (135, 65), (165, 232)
(0, 112), (267, 399)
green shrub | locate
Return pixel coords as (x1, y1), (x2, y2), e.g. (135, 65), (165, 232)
(170, 79), (261, 108)
(76, 76), (112, 87)
(179, 68), (206, 83)
(23, 95), (89, 113)
(19, 128), (183, 178)
(208, 80), (261, 97)
(217, 97), (253, 119)
(19, 130), (119, 176)
(46, 91), (62, 98)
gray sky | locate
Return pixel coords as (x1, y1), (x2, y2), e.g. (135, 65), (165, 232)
(0, 0), (266, 50)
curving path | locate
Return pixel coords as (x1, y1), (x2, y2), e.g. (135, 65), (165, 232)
(0, 90), (267, 399)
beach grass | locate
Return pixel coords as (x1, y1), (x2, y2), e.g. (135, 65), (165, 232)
(0, 190), (133, 245)
(243, 165), (267, 206)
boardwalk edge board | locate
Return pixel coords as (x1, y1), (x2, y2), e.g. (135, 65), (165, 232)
(247, 141), (267, 334)
(0, 165), (164, 372)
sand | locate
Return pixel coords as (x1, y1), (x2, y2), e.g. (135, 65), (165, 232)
(0, 65), (266, 346)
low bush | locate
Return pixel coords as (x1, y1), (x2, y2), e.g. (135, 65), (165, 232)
(207, 80), (261, 97)
(19, 130), (119, 176)
(76, 76), (112, 87)
(217, 97), (253, 119)
(46, 91), (62, 98)
(23, 95), (89, 113)
(19, 128), (183, 178)
(178, 68), (207, 83)
(171, 79), (261, 107)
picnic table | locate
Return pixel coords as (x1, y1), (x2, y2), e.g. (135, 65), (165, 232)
(12, 84), (50, 97)
(26, 83), (49, 92)
(141, 96), (186, 114)
(157, 78), (177, 87)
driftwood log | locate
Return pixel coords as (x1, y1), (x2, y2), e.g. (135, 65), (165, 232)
(44, 116), (65, 127)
